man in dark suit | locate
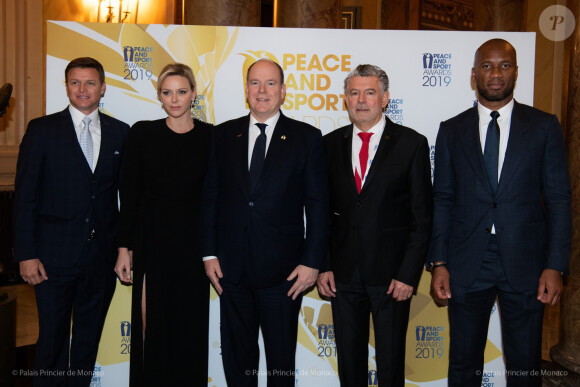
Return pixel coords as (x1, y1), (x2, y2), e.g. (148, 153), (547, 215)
(200, 59), (328, 386)
(428, 39), (571, 386)
(316, 64), (433, 386)
(13, 57), (129, 386)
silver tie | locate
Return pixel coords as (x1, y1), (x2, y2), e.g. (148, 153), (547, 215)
(80, 116), (93, 169)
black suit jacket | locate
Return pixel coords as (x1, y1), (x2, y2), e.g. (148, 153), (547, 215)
(13, 107), (129, 267)
(428, 101), (571, 292)
(200, 112), (329, 288)
(324, 117), (433, 287)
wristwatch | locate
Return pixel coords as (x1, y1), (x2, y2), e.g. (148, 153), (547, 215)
(425, 260), (447, 272)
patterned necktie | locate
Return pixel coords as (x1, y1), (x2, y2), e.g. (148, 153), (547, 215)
(483, 111), (500, 193)
(80, 116), (93, 170)
(355, 132), (373, 193)
(249, 123), (267, 189)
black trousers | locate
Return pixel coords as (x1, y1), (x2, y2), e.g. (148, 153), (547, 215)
(332, 267), (411, 387)
(219, 274), (302, 387)
(33, 241), (116, 387)
(448, 235), (544, 387)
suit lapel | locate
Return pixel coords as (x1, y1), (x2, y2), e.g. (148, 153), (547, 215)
(340, 125), (358, 194)
(94, 112), (117, 179)
(231, 115), (250, 190)
(264, 114), (286, 169)
(497, 102), (529, 196)
(256, 113), (291, 192)
(458, 108), (493, 194)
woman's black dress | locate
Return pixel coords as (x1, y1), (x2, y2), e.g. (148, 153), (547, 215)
(118, 118), (212, 386)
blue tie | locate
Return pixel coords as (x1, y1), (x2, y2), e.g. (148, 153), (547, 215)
(249, 123), (267, 189)
(483, 111), (500, 193)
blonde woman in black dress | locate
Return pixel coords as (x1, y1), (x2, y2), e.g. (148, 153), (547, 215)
(115, 63), (211, 386)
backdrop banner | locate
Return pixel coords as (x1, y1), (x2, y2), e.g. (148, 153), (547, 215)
(46, 21), (536, 387)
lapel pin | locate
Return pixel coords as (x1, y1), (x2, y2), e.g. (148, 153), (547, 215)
(281, 135), (286, 140)
(385, 135), (391, 140)
(114, 150), (120, 155)
(237, 133), (243, 138)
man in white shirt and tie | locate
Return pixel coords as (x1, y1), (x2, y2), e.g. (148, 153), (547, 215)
(201, 58), (329, 387)
(427, 39), (571, 386)
(317, 64), (433, 386)
(14, 57), (129, 387)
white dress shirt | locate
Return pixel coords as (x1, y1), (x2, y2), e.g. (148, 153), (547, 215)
(247, 111), (280, 169)
(477, 98), (514, 233)
(69, 105), (101, 172)
(477, 98), (514, 181)
(351, 114), (386, 185)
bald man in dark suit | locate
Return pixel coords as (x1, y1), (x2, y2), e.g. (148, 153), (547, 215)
(428, 39), (571, 387)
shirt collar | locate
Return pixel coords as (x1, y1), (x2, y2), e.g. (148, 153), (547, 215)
(250, 111), (281, 131)
(477, 98), (515, 122)
(352, 114), (386, 138)
(68, 105), (100, 130)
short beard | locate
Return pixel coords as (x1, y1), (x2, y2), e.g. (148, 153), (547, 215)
(477, 83), (514, 102)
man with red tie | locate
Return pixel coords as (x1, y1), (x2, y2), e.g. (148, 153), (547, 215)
(317, 64), (433, 386)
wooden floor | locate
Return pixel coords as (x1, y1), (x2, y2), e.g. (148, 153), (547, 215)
(3, 283), (38, 348)
(1, 283), (36, 387)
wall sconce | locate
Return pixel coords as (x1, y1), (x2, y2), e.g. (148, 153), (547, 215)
(97, 0), (140, 23)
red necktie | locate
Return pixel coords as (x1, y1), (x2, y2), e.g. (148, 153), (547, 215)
(355, 132), (373, 193)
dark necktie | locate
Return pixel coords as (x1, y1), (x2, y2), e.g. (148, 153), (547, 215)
(483, 111), (500, 193)
(249, 123), (267, 189)
(355, 132), (373, 193)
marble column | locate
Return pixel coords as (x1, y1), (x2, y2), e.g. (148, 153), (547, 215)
(550, 0), (580, 376)
(473, 0), (524, 31)
(183, 0), (261, 26)
(275, 0), (342, 28)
